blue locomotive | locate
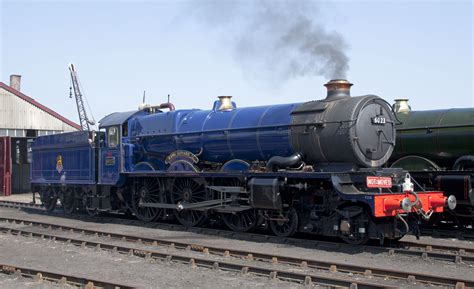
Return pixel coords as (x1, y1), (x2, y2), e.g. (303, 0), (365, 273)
(30, 80), (454, 244)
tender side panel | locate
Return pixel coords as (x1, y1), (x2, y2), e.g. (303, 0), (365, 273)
(31, 146), (96, 184)
(31, 131), (96, 185)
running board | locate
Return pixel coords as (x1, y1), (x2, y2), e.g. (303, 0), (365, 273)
(206, 186), (247, 194)
(139, 198), (233, 210)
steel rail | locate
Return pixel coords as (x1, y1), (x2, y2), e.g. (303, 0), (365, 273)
(0, 200), (473, 264)
(0, 226), (394, 289)
(0, 200), (43, 208)
(0, 220), (472, 288)
(399, 239), (474, 256)
(1, 216), (473, 265)
(0, 263), (134, 288)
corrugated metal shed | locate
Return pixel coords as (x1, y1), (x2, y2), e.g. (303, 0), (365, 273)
(0, 137), (11, 196)
(0, 82), (80, 132)
(0, 80), (81, 195)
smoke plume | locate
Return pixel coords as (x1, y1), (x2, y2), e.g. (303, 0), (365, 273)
(191, 0), (349, 81)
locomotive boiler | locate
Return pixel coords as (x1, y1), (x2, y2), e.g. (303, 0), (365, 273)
(390, 99), (473, 226)
(125, 79), (394, 171)
(30, 80), (455, 244)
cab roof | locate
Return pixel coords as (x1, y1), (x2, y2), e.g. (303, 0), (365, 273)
(98, 110), (140, 129)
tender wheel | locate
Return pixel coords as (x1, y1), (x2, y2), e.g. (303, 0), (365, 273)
(170, 177), (210, 227)
(40, 188), (58, 212)
(222, 209), (258, 233)
(132, 178), (165, 222)
(269, 208), (298, 237)
(60, 188), (77, 214)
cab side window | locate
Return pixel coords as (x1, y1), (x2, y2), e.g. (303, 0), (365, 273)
(122, 122), (128, 137)
(107, 126), (119, 148)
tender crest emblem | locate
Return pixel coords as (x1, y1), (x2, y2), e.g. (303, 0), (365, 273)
(56, 155), (63, 174)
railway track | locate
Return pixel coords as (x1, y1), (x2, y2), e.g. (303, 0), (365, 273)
(0, 263), (133, 288)
(399, 239), (474, 258)
(0, 215), (473, 264)
(0, 223), (391, 289)
(0, 200), (43, 209)
(0, 200), (473, 262)
(0, 217), (473, 288)
(420, 227), (474, 241)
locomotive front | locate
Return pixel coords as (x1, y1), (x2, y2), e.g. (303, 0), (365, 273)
(290, 79), (396, 168)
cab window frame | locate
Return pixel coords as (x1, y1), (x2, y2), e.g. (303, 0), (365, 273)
(107, 126), (120, 148)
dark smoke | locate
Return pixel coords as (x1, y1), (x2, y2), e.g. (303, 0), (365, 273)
(191, 0), (349, 81)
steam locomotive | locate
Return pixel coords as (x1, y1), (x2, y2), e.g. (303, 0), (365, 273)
(390, 99), (473, 227)
(30, 80), (455, 244)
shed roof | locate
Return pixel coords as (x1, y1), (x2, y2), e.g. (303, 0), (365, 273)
(0, 82), (81, 130)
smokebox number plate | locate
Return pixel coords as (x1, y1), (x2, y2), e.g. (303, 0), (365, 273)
(371, 116), (386, 125)
(366, 176), (392, 188)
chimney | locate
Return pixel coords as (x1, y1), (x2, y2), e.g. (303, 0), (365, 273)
(217, 96), (234, 111)
(324, 79), (353, 100)
(393, 99), (411, 113)
(10, 75), (21, 91)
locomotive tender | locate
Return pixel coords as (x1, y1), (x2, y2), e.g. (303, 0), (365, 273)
(390, 99), (473, 226)
(31, 80), (454, 244)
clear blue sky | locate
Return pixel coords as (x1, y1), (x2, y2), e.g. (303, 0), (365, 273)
(1, 0), (472, 127)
